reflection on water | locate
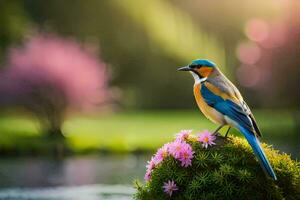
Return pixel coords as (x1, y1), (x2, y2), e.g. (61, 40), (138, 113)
(0, 154), (149, 187)
(0, 154), (149, 200)
(0, 184), (134, 200)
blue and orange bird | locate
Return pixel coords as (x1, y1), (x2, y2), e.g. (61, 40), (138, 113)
(177, 59), (277, 180)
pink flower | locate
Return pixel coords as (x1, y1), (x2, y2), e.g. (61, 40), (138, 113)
(144, 170), (151, 182)
(153, 143), (170, 165)
(169, 140), (194, 167)
(168, 140), (186, 159)
(163, 180), (178, 197)
(178, 143), (194, 167)
(144, 130), (197, 182)
(144, 143), (171, 182)
(198, 130), (216, 148)
(146, 157), (156, 171)
(175, 130), (192, 141)
(144, 157), (156, 182)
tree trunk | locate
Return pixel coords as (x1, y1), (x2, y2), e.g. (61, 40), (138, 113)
(46, 125), (67, 157)
(46, 126), (65, 139)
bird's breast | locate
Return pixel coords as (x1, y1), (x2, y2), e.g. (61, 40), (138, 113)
(193, 83), (225, 125)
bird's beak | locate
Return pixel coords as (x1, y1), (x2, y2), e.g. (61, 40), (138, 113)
(177, 65), (191, 71)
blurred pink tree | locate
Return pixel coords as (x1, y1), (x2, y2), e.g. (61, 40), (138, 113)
(0, 33), (110, 138)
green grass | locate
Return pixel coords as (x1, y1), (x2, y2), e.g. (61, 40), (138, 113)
(0, 110), (297, 154)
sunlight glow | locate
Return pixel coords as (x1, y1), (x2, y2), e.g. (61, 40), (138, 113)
(110, 0), (226, 71)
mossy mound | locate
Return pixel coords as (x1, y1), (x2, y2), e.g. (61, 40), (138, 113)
(135, 134), (300, 200)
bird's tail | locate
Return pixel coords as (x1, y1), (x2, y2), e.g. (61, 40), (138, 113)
(238, 126), (277, 180)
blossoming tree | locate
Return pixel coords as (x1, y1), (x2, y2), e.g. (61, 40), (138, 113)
(0, 34), (109, 138)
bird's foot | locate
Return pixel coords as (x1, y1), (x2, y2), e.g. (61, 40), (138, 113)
(212, 125), (224, 136)
(224, 127), (231, 138)
(212, 132), (221, 137)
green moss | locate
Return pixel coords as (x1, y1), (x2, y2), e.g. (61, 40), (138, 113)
(135, 136), (300, 200)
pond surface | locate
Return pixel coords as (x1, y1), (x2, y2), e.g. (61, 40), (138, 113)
(0, 184), (134, 200)
(0, 155), (149, 200)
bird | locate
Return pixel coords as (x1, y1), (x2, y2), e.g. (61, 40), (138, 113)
(177, 59), (277, 180)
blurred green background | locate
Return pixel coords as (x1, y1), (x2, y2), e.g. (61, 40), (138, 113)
(0, 1), (299, 195)
(0, 0), (299, 153)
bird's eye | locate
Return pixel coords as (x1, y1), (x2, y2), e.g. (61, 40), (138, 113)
(190, 64), (202, 69)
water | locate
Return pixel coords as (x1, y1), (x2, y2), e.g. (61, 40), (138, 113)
(0, 155), (149, 200)
(0, 185), (134, 200)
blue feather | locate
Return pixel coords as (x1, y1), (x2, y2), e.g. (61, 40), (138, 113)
(239, 126), (277, 180)
(201, 84), (277, 180)
(191, 59), (216, 67)
(201, 85), (253, 130)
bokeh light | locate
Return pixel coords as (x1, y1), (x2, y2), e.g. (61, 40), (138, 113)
(236, 65), (260, 88)
(245, 19), (269, 42)
(260, 24), (286, 48)
(236, 42), (261, 65)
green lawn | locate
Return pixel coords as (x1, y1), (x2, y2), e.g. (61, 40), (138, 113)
(0, 110), (296, 154)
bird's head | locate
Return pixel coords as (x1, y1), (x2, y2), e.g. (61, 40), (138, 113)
(177, 59), (216, 83)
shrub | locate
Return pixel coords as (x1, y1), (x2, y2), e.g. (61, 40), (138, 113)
(135, 130), (300, 200)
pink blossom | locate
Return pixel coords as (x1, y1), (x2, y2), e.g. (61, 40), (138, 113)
(144, 130), (197, 182)
(144, 143), (171, 182)
(198, 130), (216, 148)
(175, 129), (192, 141)
(146, 157), (156, 172)
(4, 33), (109, 109)
(153, 143), (170, 165)
(169, 140), (194, 167)
(144, 170), (152, 182)
(178, 143), (194, 167)
(163, 180), (178, 197)
(144, 159), (155, 182)
(168, 140), (186, 159)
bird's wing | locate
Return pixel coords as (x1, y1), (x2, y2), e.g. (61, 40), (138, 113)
(202, 77), (274, 179)
(249, 113), (262, 137)
(207, 76), (262, 137)
(201, 82), (255, 133)
(207, 74), (246, 109)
